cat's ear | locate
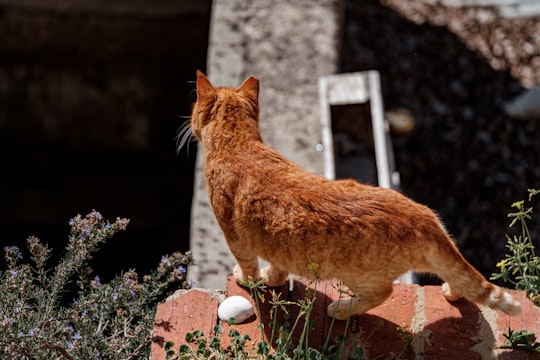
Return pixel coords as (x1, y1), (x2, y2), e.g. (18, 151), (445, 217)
(196, 70), (216, 100)
(238, 75), (259, 100)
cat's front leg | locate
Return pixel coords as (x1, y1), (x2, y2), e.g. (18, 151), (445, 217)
(232, 260), (260, 284)
(260, 265), (289, 287)
(226, 236), (259, 283)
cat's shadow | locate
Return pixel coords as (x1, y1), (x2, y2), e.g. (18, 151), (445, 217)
(223, 277), (513, 358)
(222, 277), (415, 356)
(222, 277), (348, 352)
(420, 299), (531, 359)
(412, 298), (498, 359)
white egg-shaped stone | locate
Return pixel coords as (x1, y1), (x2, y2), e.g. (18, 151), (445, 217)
(218, 295), (254, 324)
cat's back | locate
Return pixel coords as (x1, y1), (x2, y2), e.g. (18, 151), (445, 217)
(235, 152), (428, 229)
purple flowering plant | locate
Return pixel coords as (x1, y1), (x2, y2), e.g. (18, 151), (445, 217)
(0, 210), (193, 359)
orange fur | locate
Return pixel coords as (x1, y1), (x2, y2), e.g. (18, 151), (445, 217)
(188, 70), (521, 319)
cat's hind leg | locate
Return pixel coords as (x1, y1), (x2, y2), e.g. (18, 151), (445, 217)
(327, 282), (393, 320)
(260, 264), (288, 287)
(441, 282), (463, 301)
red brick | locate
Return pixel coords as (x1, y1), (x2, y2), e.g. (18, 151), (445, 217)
(219, 276), (287, 349)
(221, 278), (418, 358)
(422, 286), (483, 359)
(494, 289), (540, 360)
(150, 289), (220, 360)
(360, 283), (418, 359)
(220, 277), (352, 352)
(152, 279), (540, 359)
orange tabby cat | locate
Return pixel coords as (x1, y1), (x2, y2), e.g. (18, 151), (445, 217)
(185, 70), (521, 319)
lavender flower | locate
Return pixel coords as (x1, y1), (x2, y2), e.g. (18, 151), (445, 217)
(90, 209), (103, 221)
(0, 211), (193, 359)
(4, 246), (23, 259)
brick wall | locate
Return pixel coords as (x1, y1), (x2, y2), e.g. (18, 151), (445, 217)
(151, 277), (540, 359)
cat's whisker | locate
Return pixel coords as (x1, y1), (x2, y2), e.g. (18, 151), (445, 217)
(176, 121), (193, 145)
(175, 120), (195, 155)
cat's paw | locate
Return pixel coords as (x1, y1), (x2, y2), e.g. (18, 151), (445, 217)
(232, 264), (244, 283)
(441, 282), (463, 301)
(232, 264), (259, 284)
(327, 298), (356, 320)
(259, 266), (288, 287)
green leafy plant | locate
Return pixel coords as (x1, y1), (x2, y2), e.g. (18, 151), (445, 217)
(491, 188), (540, 306)
(501, 328), (540, 353)
(0, 210), (193, 359)
(490, 189), (540, 355)
(166, 325), (256, 360)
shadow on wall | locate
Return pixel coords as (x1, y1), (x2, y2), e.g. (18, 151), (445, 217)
(341, 0), (540, 281)
(0, 2), (211, 279)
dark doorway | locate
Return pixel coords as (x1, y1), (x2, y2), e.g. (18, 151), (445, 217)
(331, 103), (378, 186)
(0, 1), (211, 280)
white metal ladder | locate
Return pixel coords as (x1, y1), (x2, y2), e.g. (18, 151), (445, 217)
(318, 71), (414, 284)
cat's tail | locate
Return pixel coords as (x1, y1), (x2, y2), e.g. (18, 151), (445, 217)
(428, 236), (522, 316)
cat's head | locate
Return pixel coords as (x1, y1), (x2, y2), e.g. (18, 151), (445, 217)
(177, 71), (260, 152)
(189, 70), (259, 141)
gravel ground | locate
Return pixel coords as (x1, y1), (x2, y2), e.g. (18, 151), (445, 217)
(342, 0), (540, 281)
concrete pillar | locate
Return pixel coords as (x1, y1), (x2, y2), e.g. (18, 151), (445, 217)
(190, 0), (343, 289)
